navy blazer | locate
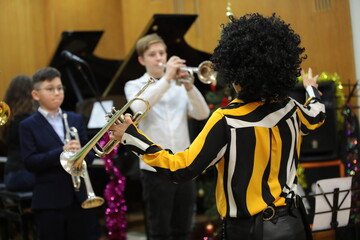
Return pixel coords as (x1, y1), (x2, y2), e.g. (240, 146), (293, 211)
(19, 111), (95, 210)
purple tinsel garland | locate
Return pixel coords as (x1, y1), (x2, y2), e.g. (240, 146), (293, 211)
(343, 105), (360, 223)
(100, 134), (127, 239)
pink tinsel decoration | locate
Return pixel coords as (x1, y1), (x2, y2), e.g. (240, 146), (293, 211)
(99, 133), (127, 240)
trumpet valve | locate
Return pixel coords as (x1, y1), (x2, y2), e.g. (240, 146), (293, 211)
(105, 107), (117, 121)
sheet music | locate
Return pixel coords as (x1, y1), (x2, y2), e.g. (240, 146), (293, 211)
(87, 100), (113, 129)
(312, 177), (352, 231)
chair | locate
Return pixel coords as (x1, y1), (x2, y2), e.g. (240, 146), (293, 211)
(0, 189), (36, 240)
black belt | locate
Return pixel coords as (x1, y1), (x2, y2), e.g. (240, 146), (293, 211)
(262, 205), (293, 222)
(223, 201), (298, 240)
(224, 202), (295, 223)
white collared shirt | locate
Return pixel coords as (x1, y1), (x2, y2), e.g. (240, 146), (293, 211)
(124, 73), (210, 171)
(38, 107), (64, 142)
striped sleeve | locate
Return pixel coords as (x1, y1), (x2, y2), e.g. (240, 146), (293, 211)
(121, 124), (158, 157)
(294, 87), (326, 135)
(122, 110), (228, 182)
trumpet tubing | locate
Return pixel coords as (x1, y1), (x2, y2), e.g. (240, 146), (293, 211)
(72, 175), (81, 191)
(59, 77), (155, 176)
(0, 101), (11, 126)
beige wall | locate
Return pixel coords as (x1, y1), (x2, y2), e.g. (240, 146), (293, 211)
(0, 0), (355, 106)
(0, 0), (125, 98)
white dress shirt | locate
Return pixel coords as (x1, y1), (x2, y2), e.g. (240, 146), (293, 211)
(124, 73), (210, 171)
(38, 107), (64, 142)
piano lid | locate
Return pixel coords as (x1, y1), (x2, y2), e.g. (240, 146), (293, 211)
(49, 31), (121, 111)
(103, 14), (212, 97)
(49, 31), (103, 67)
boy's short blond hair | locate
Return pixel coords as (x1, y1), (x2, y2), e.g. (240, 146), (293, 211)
(136, 33), (166, 57)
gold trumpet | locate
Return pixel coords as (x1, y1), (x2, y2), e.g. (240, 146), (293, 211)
(60, 77), (155, 177)
(0, 101), (11, 126)
(158, 60), (217, 85)
(62, 113), (104, 209)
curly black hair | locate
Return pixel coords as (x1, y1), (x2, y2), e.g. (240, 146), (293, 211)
(211, 13), (306, 103)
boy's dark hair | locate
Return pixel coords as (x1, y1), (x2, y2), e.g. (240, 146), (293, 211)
(32, 67), (61, 89)
(211, 13), (306, 103)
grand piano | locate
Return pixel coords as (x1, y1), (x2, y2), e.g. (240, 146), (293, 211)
(49, 14), (212, 114)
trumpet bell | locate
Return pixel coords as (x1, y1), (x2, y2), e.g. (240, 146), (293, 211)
(0, 101), (11, 126)
(60, 150), (87, 176)
(197, 61), (217, 85)
(81, 196), (105, 209)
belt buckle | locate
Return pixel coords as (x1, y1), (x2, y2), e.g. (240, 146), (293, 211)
(262, 206), (276, 221)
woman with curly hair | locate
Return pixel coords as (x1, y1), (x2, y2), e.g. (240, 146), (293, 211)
(1, 75), (36, 191)
(109, 13), (325, 240)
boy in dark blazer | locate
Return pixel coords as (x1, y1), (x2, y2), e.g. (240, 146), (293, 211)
(19, 67), (100, 240)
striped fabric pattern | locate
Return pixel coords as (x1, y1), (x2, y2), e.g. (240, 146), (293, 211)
(122, 95), (325, 218)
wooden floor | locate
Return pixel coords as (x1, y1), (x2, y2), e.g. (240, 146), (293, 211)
(1, 212), (359, 240)
(125, 211), (221, 240)
(117, 212), (360, 240)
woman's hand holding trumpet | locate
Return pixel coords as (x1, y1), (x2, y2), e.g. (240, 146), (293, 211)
(109, 113), (133, 141)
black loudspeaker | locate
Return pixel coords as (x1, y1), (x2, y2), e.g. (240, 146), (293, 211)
(288, 81), (339, 162)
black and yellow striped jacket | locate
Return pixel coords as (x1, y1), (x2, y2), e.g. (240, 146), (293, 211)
(122, 86), (325, 218)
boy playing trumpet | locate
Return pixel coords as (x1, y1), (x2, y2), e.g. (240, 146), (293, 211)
(124, 33), (210, 240)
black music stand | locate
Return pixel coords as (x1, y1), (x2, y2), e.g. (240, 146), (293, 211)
(311, 177), (352, 231)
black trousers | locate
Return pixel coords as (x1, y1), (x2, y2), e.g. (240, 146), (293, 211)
(141, 170), (197, 240)
(34, 202), (101, 240)
(223, 206), (309, 240)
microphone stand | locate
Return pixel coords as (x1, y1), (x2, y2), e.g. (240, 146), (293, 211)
(68, 57), (107, 114)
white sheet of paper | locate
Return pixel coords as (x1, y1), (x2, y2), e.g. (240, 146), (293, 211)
(87, 100), (113, 129)
(312, 176), (352, 231)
